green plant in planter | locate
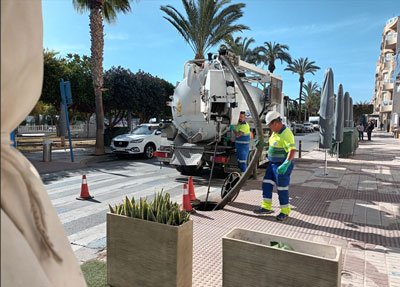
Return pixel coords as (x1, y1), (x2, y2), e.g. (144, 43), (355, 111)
(108, 192), (190, 226)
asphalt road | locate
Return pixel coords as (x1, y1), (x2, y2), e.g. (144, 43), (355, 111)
(294, 130), (320, 156)
(42, 130), (319, 262)
(42, 156), (225, 262)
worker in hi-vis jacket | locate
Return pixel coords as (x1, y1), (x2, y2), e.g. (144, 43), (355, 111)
(231, 111), (251, 175)
(253, 111), (296, 221)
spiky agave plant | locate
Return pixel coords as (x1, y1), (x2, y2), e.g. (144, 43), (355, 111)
(109, 191), (191, 226)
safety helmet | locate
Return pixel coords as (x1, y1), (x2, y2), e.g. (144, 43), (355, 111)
(265, 111), (281, 125)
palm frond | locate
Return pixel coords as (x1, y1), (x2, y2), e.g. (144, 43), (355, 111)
(73, 0), (132, 23)
(161, 0), (248, 59)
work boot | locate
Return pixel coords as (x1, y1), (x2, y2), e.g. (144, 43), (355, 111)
(253, 207), (274, 215)
(275, 213), (288, 221)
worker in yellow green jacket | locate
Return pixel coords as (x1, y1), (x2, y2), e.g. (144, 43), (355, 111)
(253, 111), (296, 221)
(231, 111), (251, 175)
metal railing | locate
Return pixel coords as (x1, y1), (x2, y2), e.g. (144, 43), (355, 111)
(383, 79), (394, 84)
(18, 124), (85, 134)
(382, 100), (393, 106)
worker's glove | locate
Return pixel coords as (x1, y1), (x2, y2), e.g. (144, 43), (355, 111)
(277, 160), (291, 175)
(229, 124), (235, 131)
(223, 136), (230, 142)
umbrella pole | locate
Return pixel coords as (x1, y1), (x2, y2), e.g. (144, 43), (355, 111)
(324, 150), (328, 175)
(336, 141), (339, 161)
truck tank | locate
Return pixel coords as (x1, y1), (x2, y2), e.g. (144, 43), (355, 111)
(170, 61), (264, 143)
(158, 53), (283, 175)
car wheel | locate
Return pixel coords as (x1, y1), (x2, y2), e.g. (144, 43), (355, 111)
(144, 144), (155, 159)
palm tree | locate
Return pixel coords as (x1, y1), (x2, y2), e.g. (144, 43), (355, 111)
(73, 0), (132, 155)
(301, 81), (319, 120)
(285, 57), (320, 122)
(254, 41), (291, 73)
(160, 0), (249, 60)
(224, 35), (257, 63)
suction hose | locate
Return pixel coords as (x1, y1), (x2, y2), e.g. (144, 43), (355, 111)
(213, 54), (265, 210)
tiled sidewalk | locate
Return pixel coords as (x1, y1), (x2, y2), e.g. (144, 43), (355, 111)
(24, 147), (113, 174)
(191, 131), (400, 287)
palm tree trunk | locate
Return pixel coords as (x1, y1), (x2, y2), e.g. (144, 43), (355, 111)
(90, 5), (105, 155)
(268, 61), (275, 73)
(298, 82), (303, 122)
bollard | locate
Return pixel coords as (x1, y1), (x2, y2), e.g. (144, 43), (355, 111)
(43, 139), (53, 162)
(298, 140), (302, 158)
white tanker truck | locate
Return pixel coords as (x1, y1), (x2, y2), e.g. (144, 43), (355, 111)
(155, 49), (289, 176)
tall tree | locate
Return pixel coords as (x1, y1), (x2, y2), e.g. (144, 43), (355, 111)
(134, 71), (174, 123)
(224, 35), (257, 63)
(103, 66), (137, 128)
(301, 81), (320, 120)
(160, 0), (248, 60)
(73, 0), (132, 155)
(285, 57), (320, 122)
(254, 41), (291, 73)
(41, 50), (67, 108)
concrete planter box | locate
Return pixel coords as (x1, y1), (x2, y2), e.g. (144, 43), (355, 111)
(223, 228), (342, 287)
(107, 213), (193, 287)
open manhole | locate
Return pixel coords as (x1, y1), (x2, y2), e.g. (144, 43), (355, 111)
(193, 201), (218, 211)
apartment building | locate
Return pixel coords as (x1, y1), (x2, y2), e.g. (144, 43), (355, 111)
(372, 16), (400, 132)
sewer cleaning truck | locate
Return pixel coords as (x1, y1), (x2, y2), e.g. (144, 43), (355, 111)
(155, 48), (288, 176)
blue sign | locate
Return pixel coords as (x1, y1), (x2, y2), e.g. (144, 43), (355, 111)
(10, 130), (16, 147)
(60, 79), (72, 105)
(60, 79), (74, 162)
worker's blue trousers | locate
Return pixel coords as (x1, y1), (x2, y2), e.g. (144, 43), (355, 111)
(261, 162), (294, 214)
(235, 143), (249, 173)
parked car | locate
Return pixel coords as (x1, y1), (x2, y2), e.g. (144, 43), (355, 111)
(110, 124), (161, 159)
(303, 122), (314, 133)
(309, 116), (320, 130)
(295, 123), (305, 133)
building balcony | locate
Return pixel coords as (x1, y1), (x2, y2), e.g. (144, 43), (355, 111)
(386, 17), (398, 28)
(383, 79), (394, 91)
(380, 100), (393, 112)
(383, 60), (394, 70)
(385, 33), (397, 49)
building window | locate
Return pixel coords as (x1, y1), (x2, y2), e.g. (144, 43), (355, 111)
(385, 53), (394, 62)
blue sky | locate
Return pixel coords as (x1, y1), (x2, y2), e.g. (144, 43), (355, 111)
(43, 0), (399, 104)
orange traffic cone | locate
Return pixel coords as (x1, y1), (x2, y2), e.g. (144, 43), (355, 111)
(188, 176), (197, 201)
(76, 175), (94, 200)
(181, 183), (192, 212)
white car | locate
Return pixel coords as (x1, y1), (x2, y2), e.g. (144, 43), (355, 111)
(111, 124), (161, 159)
(303, 122), (314, 132)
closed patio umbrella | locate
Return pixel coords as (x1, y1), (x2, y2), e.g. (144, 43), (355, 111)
(334, 84), (344, 161)
(344, 92), (350, 127)
(349, 96), (354, 127)
(319, 68), (334, 149)
(319, 68), (334, 175)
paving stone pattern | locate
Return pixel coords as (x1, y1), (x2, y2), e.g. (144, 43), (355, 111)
(191, 132), (400, 287)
